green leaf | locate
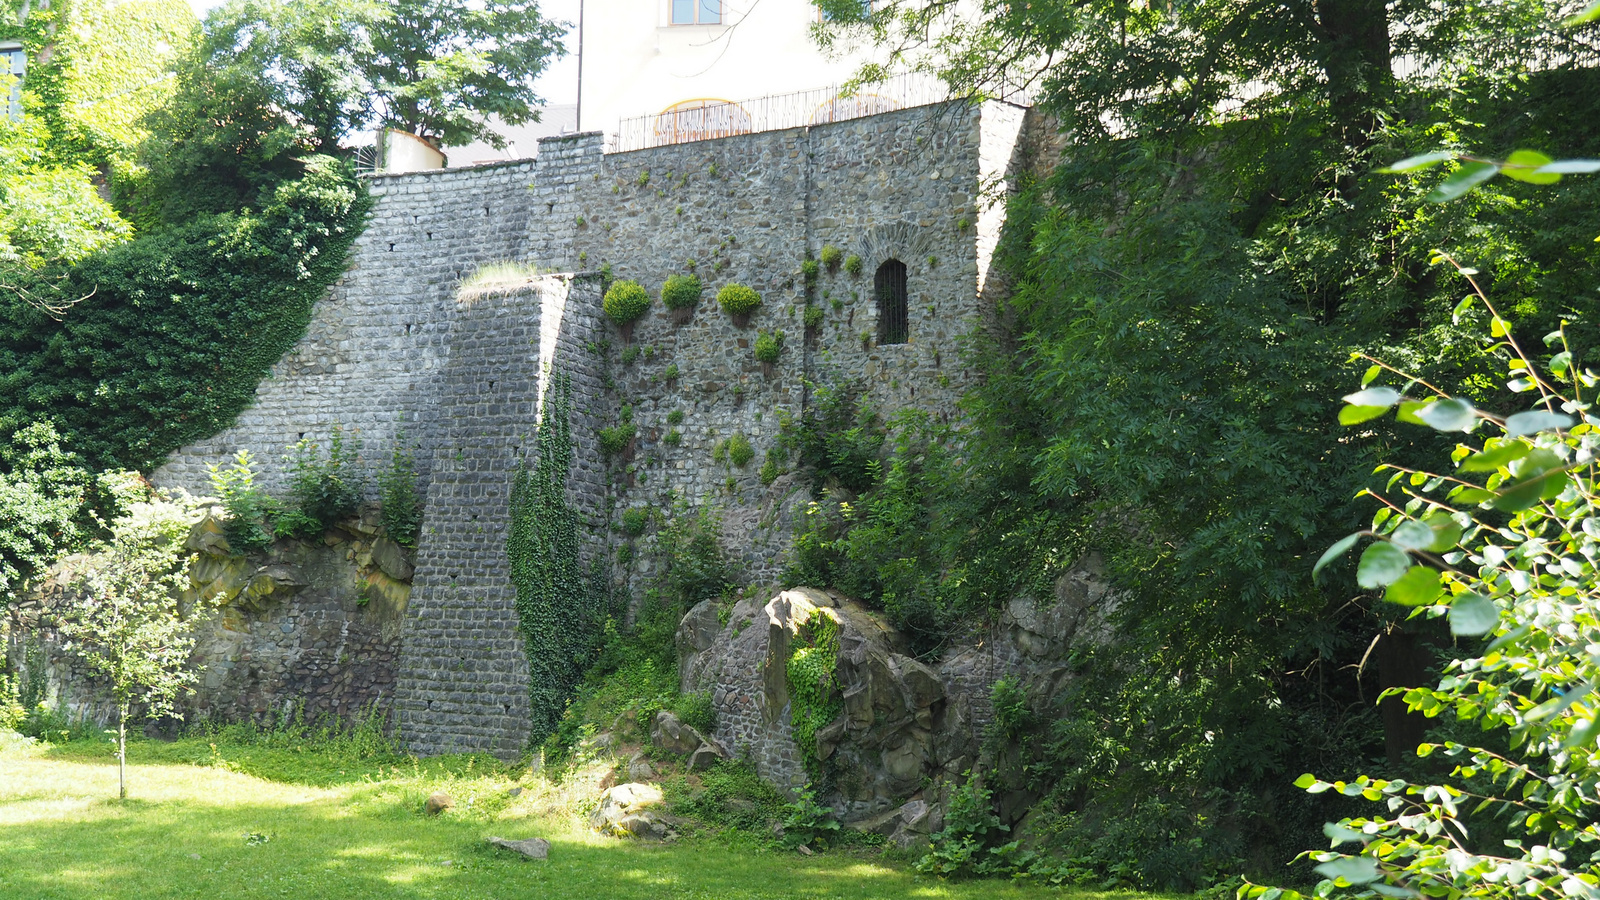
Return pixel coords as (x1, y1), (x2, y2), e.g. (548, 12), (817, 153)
(1562, 716), (1600, 750)
(1390, 520), (1436, 551)
(1315, 856), (1380, 885)
(1449, 593), (1499, 636)
(1527, 681), (1593, 722)
(1422, 514), (1464, 553)
(1293, 773), (1318, 789)
(1501, 150), (1560, 185)
(1361, 365), (1382, 387)
(1378, 151), (1455, 173)
(1340, 405), (1391, 426)
(1313, 533), (1362, 581)
(1451, 296), (1473, 323)
(1358, 542), (1411, 589)
(1416, 398), (1475, 432)
(1504, 410), (1573, 437)
(1427, 161), (1499, 202)
(1384, 565), (1442, 607)
(1324, 823), (1367, 845)
(1493, 478), (1550, 512)
(1459, 441), (1530, 472)
(1343, 387), (1400, 408)
(1397, 401), (1429, 426)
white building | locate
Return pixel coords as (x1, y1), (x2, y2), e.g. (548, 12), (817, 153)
(575, 0), (940, 151)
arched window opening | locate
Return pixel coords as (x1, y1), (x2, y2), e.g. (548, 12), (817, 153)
(875, 259), (908, 345)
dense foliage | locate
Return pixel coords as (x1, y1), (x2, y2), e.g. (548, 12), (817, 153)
(796, 0), (1600, 889)
(1240, 274), (1600, 900)
(0, 156), (368, 472)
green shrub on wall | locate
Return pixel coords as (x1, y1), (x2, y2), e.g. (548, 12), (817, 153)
(787, 612), (843, 783)
(378, 432), (423, 547)
(754, 330), (784, 364)
(602, 280), (651, 325)
(716, 283), (761, 318)
(508, 371), (605, 745)
(660, 273), (703, 310)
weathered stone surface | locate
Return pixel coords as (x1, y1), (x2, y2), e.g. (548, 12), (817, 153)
(650, 710), (706, 757)
(487, 836), (550, 859)
(425, 792), (454, 815)
(687, 742), (727, 771)
(627, 752), (656, 782)
(675, 600), (723, 693)
(370, 537), (414, 582)
(590, 783), (672, 839)
(685, 558), (1113, 822)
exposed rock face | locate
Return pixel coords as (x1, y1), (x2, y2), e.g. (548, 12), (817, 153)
(5, 501), (414, 729)
(650, 710), (706, 756)
(680, 557), (1115, 826)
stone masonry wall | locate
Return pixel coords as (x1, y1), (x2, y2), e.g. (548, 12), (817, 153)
(148, 100), (1052, 756)
(155, 161), (541, 499)
(392, 275), (606, 757)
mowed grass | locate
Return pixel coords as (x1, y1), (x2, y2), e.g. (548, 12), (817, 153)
(0, 733), (1166, 900)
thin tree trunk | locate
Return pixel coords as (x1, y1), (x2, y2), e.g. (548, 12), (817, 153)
(118, 704), (127, 801)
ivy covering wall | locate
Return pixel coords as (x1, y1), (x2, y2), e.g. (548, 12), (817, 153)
(0, 155), (370, 472)
(508, 371), (606, 744)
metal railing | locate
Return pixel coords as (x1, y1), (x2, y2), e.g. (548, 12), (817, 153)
(607, 73), (952, 153)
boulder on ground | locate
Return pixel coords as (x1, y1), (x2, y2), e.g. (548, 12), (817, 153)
(627, 752), (656, 782)
(424, 792), (454, 816)
(650, 710), (706, 756)
(487, 837), (549, 859)
(589, 783), (673, 840)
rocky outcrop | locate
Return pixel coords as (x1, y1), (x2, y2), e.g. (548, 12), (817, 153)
(679, 556), (1116, 831)
(5, 499), (414, 729)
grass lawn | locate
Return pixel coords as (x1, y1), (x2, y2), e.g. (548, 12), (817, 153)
(0, 731), (1173, 900)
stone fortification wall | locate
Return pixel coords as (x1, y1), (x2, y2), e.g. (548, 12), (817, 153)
(571, 101), (1030, 596)
(144, 100), (1053, 756)
(393, 275), (607, 757)
(155, 161), (541, 499)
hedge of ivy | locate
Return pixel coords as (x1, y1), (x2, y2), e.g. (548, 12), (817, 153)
(0, 155), (369, 472)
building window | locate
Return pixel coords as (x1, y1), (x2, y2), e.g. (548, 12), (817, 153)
(672, 0), (721, 25)
(1, 42), (23, 123)
(818, 0), (872, 21)
(875, 259), (908, 345)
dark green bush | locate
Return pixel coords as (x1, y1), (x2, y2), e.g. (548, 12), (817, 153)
(819, 245), (842, 272)
(598, 423), (636, 457)
(843, 254), (863, 276)
(0, 157), (368, 473)
(603, 280), (651, 325)
(726, 434), (754, 468)
(660, 273), (703, 310)
(716, 283), (761, 317)
(803, 305), (824, 329)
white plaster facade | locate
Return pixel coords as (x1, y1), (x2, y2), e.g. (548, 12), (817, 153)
(577, 0), (887, 147)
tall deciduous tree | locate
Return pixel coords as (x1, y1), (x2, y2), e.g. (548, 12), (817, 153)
(183, 0), (566, 155)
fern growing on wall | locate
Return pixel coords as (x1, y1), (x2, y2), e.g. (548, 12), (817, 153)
(508, 370), (604, 744)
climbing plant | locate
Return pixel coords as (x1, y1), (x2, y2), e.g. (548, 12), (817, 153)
(0, 156), (369, 473)
(787, 612), (843, 784)
(508, 370), (605, 744)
